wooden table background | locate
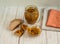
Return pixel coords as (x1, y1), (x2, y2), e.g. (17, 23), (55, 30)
(0, 6), (60, 44)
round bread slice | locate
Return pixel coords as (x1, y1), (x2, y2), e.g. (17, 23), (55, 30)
(14, 29), (24, 37)
(9, 19), (23, 31)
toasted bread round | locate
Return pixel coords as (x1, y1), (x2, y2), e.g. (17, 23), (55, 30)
(14, 29), (24, 37)
(20, 24), (28, 30)
(9, 19), (23, 31)
(27, 26), (41, 36)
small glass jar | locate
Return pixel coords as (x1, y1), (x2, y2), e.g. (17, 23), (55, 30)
(24, 5), (39, 24)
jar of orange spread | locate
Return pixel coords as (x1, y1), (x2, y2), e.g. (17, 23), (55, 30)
(24, 5), (39, 24)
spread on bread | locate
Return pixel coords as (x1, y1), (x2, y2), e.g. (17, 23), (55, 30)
(27, 26), (41, 36)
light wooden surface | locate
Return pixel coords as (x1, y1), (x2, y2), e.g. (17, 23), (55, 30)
(0, 7), (60, 44)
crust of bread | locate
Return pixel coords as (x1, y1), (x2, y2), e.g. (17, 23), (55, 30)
(9, 19), (23, 31)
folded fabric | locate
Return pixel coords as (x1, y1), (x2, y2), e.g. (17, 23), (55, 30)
(46, 9), (60, 28)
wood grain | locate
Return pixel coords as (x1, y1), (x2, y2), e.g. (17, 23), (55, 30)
(46, 31), (58, 44)
(0, 7), (19, 44)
